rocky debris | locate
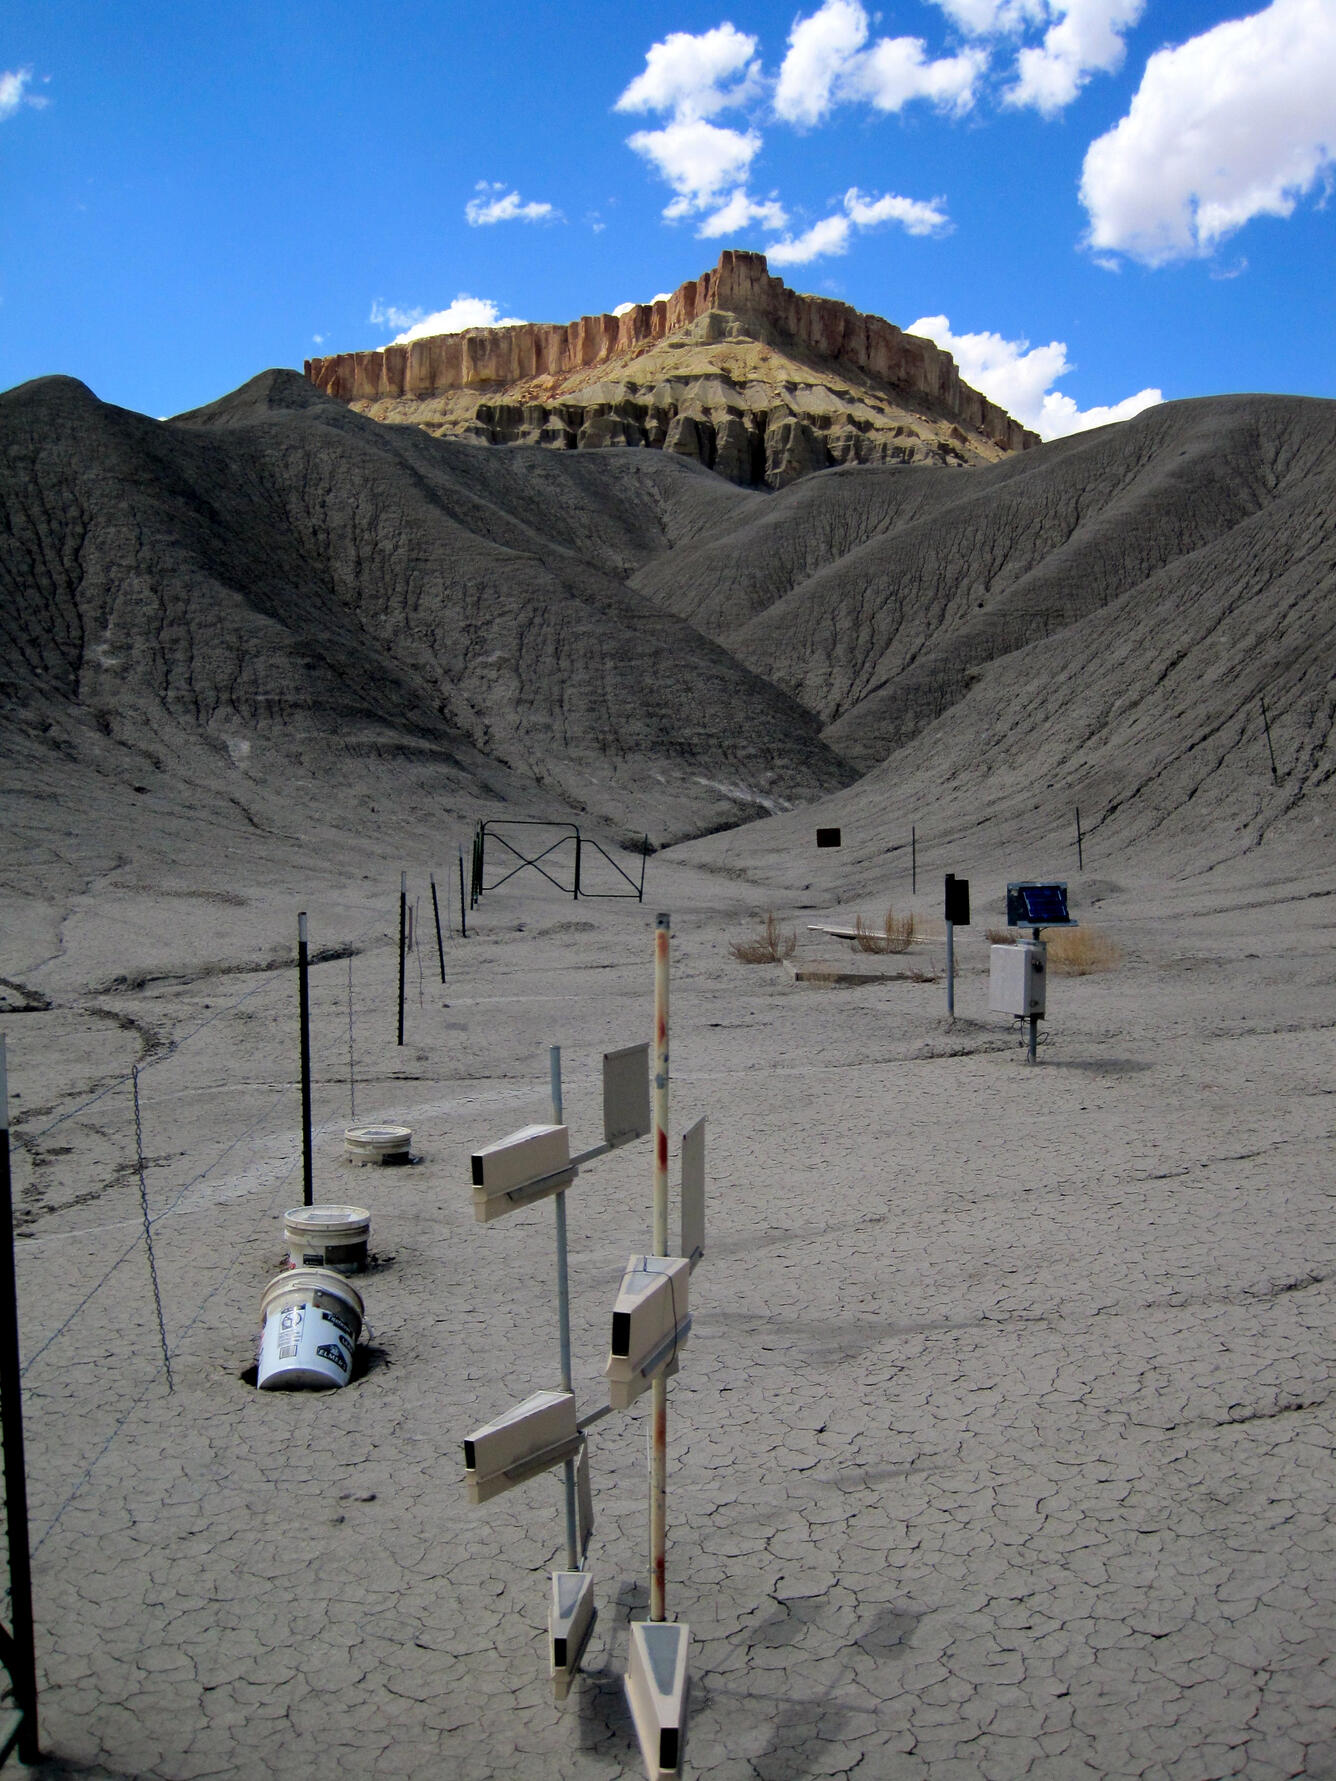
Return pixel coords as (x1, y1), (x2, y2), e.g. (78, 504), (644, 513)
(305, 252), (1038, 488)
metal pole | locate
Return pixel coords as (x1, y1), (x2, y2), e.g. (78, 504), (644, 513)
(946, 921), (955, 1017)
(458, 848), (468, 939)
(397, 873), (407, 1048)
(638, 834), (649, 904)
(430, 875), (446, 983)
(650, 914), (670, 1622)
(1076, 806), (1084, 872)
(346, 956), (356, 1122)
(0, 1039), (40, 1763)
(912, 827), (917, 896)
(1261, 695), (1279, 784)
(573, 834), (582, 902)
(549, 1047), (579, 1571)
(298, 913), (313, 1207)
(1027, 926), (1040, 1064)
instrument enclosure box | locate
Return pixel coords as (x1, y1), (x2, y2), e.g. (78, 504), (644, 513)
(989, 940), (1047, 1017)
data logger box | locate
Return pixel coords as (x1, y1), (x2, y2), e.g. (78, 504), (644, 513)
(470, 1123), (573, 1220)
(605, 1255), (691, 1409)
(463, 1388), (580, 1503)
(989, 939), (1047, 1018)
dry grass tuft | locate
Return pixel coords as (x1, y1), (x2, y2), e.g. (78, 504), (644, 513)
(1042, 926), (1122, 975)
(730, 912), (797, 964)
(853, 909), (917, 954)
(985, 925), (1122, 974)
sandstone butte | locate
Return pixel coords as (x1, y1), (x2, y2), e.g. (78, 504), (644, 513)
(304, 250), (1040, 489)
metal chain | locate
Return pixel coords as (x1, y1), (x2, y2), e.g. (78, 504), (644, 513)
(131, 1067), (174, 1393)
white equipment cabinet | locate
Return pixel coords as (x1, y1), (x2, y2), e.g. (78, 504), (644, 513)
(989, 938), (1047, 1018)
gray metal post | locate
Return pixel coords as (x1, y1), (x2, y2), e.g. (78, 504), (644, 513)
(397, 872), (407, 1047)
(0, 1039), (39, 1764)
(549, 1047), (580, 1571)
(430, 875), (446, 982)
(946, 920), (955, 1017)
(298, 913), (313, 1207)
(650, 915), (671, 1622)
(1027, 925), (1040, 1063)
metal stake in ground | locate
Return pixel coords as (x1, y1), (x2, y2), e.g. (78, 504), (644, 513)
(458, 848), (468, 940)
(397, 872), (407, 1047)
(912, 826), (917, 896)
(1075, 807), (1084, 872)
(298, 912), (313, 1207)
(549, 1047), (580, 1571)
(0, 1038), (40, 1764)
(431, 875), (446, 983)
(650, 913), (670, 1621)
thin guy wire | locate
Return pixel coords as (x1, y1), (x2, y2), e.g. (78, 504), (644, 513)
(132, 1067), (174, 1394)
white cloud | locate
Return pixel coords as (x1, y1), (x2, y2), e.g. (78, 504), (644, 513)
(908, 313), (1161, 438)
(370, 296), (524, 343)
(767, 215), (855, 265)
(767, 186), (950, 263)
(1081, 0), (1336, 266)
(616, 24), (760, 120)
(697, 189), (788, 237)
(774, 0), (985, 125)
(1006, 0), (1144, 114)
(855, 37), (988, 114)
(0, 67), (47, 120)
(465, 182), (558, 226)
(626, 117), (763, 211)
(774, 0), (868, 126)
(932, 0), (1045, 32)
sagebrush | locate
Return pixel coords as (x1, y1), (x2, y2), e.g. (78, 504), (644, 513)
(730, 912), (797, 964)
(853, 909), (916, 954)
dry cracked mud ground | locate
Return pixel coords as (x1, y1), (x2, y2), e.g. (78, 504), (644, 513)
(2, 810), (1334, 1781)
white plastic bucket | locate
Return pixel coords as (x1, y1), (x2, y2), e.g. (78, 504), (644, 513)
(283, 1204), (371, 1273)
(257, 1267), (364, 1390)
(344, 1124), (412, 1165)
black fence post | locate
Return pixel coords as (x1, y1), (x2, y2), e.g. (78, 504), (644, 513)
(397, 873), (407, 1048)
(430, 875), (446, 983)
(0, 1039), (40, 1765)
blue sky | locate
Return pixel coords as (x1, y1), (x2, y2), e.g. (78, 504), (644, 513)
(3, 0), (1333, 437)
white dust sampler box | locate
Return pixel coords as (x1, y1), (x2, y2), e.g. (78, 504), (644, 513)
(605, 1255), (691, 1409)
(989, 940), (1046, 1017)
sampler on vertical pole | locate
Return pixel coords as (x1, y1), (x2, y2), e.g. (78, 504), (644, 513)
(991, 882), (1077, 1063)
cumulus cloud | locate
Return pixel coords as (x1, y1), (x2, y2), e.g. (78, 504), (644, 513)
(616, 24), (760, 119)
(767, 186), (950, 264)
(775, 0), (985, 125)
(697, 189), (788, 237)
(0, 67), (47, 120)
(370, 296), (524, 343)
(465, 182), (559, 226)
(908, 313), (1161, 438)
(626, 117), (763, 210)
(932, 0), (1045, 32)
(1007, 0), (1144, 114)
(1080, 0), (1336, 266)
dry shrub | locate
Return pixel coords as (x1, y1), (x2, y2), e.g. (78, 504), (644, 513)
(1042, 926), (1122, 975)
(853, 909), (916, 954)
(985, 926), (1015, 945)
(730, 912), (797, 964)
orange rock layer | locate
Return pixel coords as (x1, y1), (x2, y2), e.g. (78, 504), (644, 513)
(305, 251), (1038, 483)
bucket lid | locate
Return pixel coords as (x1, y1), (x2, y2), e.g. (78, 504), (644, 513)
(283, 1205), (371, 1236)
(260, 1266), (365, 1327)
(345, 1125), (411, 1148)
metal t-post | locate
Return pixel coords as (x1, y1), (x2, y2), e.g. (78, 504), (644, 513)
(397, 872), (407, 1047)
(650, 914), (670, 1622)
(0, 1039), (39, 1764)
(549, 1046), (580, 1571)
(297, 913), (313, 1208)
(430, 875), (446, 983)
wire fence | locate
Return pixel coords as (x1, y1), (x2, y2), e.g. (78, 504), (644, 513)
(3, 887), (449, 1556)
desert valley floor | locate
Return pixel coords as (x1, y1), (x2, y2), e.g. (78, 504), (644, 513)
(2, 803), (1334, 1781)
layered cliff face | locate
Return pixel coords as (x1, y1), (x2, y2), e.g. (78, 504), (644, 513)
(305, 252), (1039, 488)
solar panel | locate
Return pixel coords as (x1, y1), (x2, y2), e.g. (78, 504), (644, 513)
(1006, 882), (1076, 927)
